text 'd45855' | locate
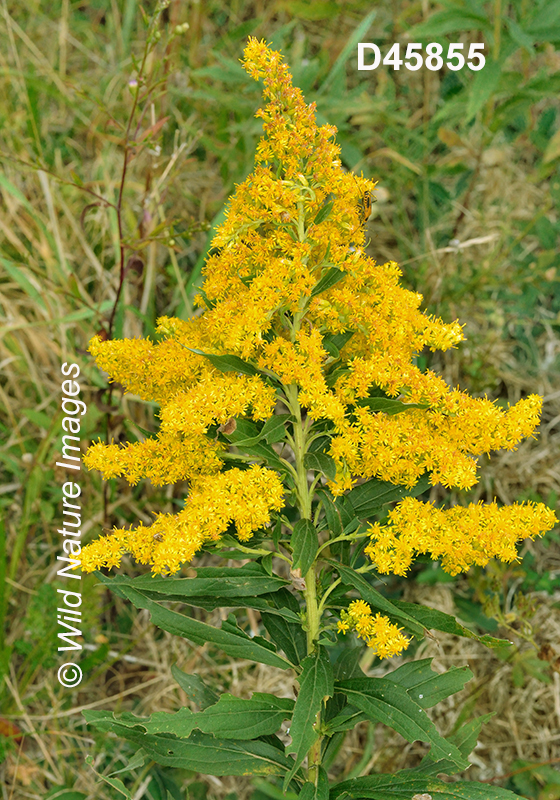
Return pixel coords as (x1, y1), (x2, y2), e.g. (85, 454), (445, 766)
(358, 42), (485, 72)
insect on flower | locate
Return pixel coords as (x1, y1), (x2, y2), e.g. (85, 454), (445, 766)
(360, 189), (373, 227)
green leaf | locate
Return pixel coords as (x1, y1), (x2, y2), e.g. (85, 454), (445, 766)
(317, 490), (357, 537)
(44, 792), (88, 800)
(84, 756), (132, 799)
(409, 9), (491, 37)
(335, 678), (469, 768)
(325, 647), (366, 727)
(1, 259), (46, 310)
(346, 473), (431, 519)
(392, 600), (510, 647)
(324, 704), (366, 733)
(222, 415), (290, 449)
(414, 712), (496, 778)
(107, 749), (147, 777)
(333, 647), (365, 681)
(291, 519), (319, 576)
(331, 771), (521, 800)
(147, 585), (302, 623)
(171, 665), (219, 710)
(354, 398), (428, 415)
(317, 8), (377, 96)
(261, 612), (307, 666)
(303, 452), (337, 481)
(239, 441), (288, 473)
(467, 60), (502, 121)
(298, 768), (329, 800)
(107, 563), (288, 600)
(284, 647), (334, 788)
(261, 414), (291, 444)
(506, 18), (536, 54)
(333, 565), (425, 637)
(310, 267), (345, 298)
(90, 694), (293, 740)
(387, 658), (473, 708)
(261, 589), (307, 666)
(313, 199), (334, 225)
(184, 348), (259, 376)
(527, 0), (560, 31)
(193, 693), (293, 739)
(449, 713), (494, 758)
(97, 575), (292, 671)
(84, 716), (296, 778)
(322, 330), (354, 359)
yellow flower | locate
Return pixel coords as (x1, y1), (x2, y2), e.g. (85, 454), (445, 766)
(81, 466), (285, 575)
(338, 600), (410, 659)
(365, 497), (557, 576)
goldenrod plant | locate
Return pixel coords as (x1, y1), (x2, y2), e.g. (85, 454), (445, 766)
(82, 40), (556, 798)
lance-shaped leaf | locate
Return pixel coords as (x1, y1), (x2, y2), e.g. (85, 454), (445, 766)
(313, 199), (334, 226)
(393, 599), (510, 647)
(261, 612), (307, 667)
(354, 397), (428, 415)
(310, 266), (345, 298)
(303, 452), (337, 481)
(260, 414), (292, 444)
(292, 519), (319, 577)
(323, 704), (365, 733)
(387, 658), (473, 708)
(317, 490), (357, 537)
(324, 647), (366, 726)
(333, 564), (425, 637)
(107, 563), (288, 600)
(171, 665), (219, 710)
(84, 712), (296, 778)
(87, 694), (293, 740)
(184, 347), (259, 376)
(96, 576), (292, 670)
(418, 713), (495, 777)
(261, 587), (307, 666)
(335, 677), (469, 769)
(346, 472), (431, 519)
(330, 769), (521, 800)
(284, 647), (334, 789)
(135, 590), (302, 624)
(322, 330), (354, 359)
(189, 693), (294, 739)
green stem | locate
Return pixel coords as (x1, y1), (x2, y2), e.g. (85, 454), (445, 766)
(316, 528), (367, 557)
(317, 577), (341, 616)
(228, 541), (291, 565)
(287, 381), (323, 785)
(306, 563), (322, 786)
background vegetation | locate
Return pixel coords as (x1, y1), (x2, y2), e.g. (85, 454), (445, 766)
(0, 0), (559, 798)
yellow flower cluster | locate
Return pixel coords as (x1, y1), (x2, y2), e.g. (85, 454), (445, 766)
(84, 433), (222, 486)
(80, 466), (284, 575)
(337, 599), (410, 658)
(365, 496), (558, 576)
(257, 328), (346, 424)
(329, 393), (544, 494)
(81, 39), (556, 579)
(88, 322), (205, 403)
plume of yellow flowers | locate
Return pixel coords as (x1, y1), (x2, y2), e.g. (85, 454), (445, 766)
(337, 600), (410, 658)
(81, 38), (556, 590)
